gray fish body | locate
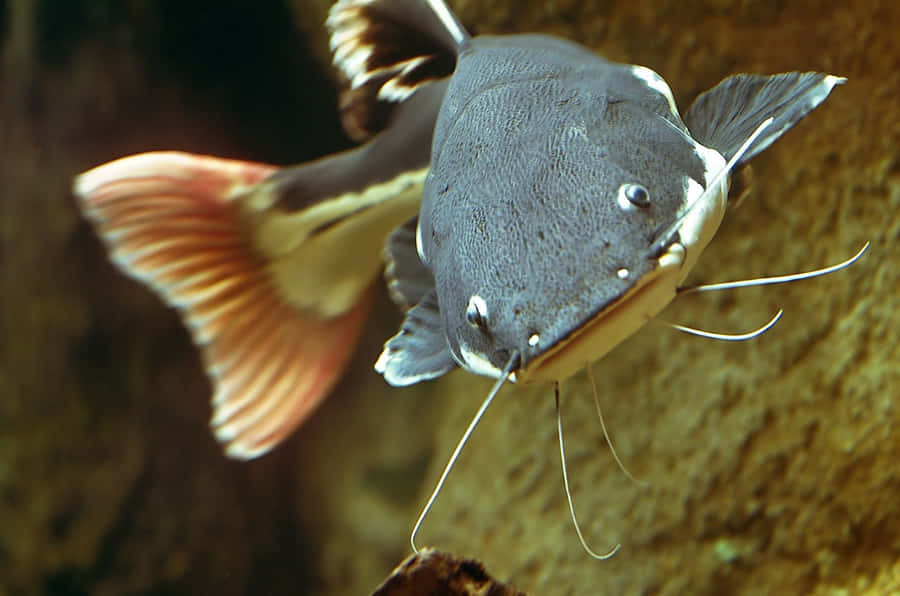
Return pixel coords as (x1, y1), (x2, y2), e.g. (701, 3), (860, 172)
(420, 34), (713, 376)
(73, 0), (845, 458)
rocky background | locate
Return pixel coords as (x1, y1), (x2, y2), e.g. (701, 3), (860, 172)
(1, 0), (898, 595)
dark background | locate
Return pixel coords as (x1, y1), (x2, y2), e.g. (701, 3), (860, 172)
(1, 2), (351, 594)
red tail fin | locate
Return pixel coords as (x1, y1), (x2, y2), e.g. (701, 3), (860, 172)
(75, 152), (371, 459)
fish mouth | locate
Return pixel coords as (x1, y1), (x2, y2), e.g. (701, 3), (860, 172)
(513, 243), (686, 384)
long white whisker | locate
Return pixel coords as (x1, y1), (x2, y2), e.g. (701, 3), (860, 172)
(585, 365), (647, 487)
(410, 352), (519, 554)
(657, 309), (783, 341)
(679, 242), (869, 295)
(651, 117), (773, 253)
(556, 383), (621, 560)
(704, 117), (774, 204)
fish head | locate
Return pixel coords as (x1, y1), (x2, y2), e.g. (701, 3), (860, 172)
(419, 37), (728, 382)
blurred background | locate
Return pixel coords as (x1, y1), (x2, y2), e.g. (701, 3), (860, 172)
(1, 1), (898, 595)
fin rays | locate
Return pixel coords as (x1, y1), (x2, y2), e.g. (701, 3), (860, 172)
(328, 0), (462, 99)
(327, 0), (463, 139)
(75, 152), (370, 459)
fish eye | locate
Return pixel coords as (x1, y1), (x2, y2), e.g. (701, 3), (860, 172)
(617, 183), (651, 210)
(465, 295), (489, 329)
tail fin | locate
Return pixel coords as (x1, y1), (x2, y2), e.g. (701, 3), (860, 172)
(684, 72), (845, 166)
(75, 153), (374, 459)
(74, 0), (467, 459)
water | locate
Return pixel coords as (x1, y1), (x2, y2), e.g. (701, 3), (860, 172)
(1, 1), (896, 594)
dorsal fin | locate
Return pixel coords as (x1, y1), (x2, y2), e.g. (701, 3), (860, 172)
(327, 0), (468, 140)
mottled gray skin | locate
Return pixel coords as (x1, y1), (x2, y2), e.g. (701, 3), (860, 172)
(418, 34), (708, 373)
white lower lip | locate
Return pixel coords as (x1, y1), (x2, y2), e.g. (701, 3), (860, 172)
(457, 342), (508, 381)
(518, 243), (687, 384)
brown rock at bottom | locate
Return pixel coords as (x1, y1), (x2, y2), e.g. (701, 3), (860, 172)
(372, 549), (526, 596)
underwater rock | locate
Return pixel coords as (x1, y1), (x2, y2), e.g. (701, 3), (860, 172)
(371, 548), (525, 596)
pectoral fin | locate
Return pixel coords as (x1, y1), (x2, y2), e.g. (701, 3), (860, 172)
(375, 291), (457, 386)
(384, 217), (435, 311)
(685, 72), (845, 166)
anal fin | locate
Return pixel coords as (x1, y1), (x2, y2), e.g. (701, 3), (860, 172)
(75, 152), (371, 459)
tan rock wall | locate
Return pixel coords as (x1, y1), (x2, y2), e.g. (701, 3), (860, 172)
(296, 1), (900, 594)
